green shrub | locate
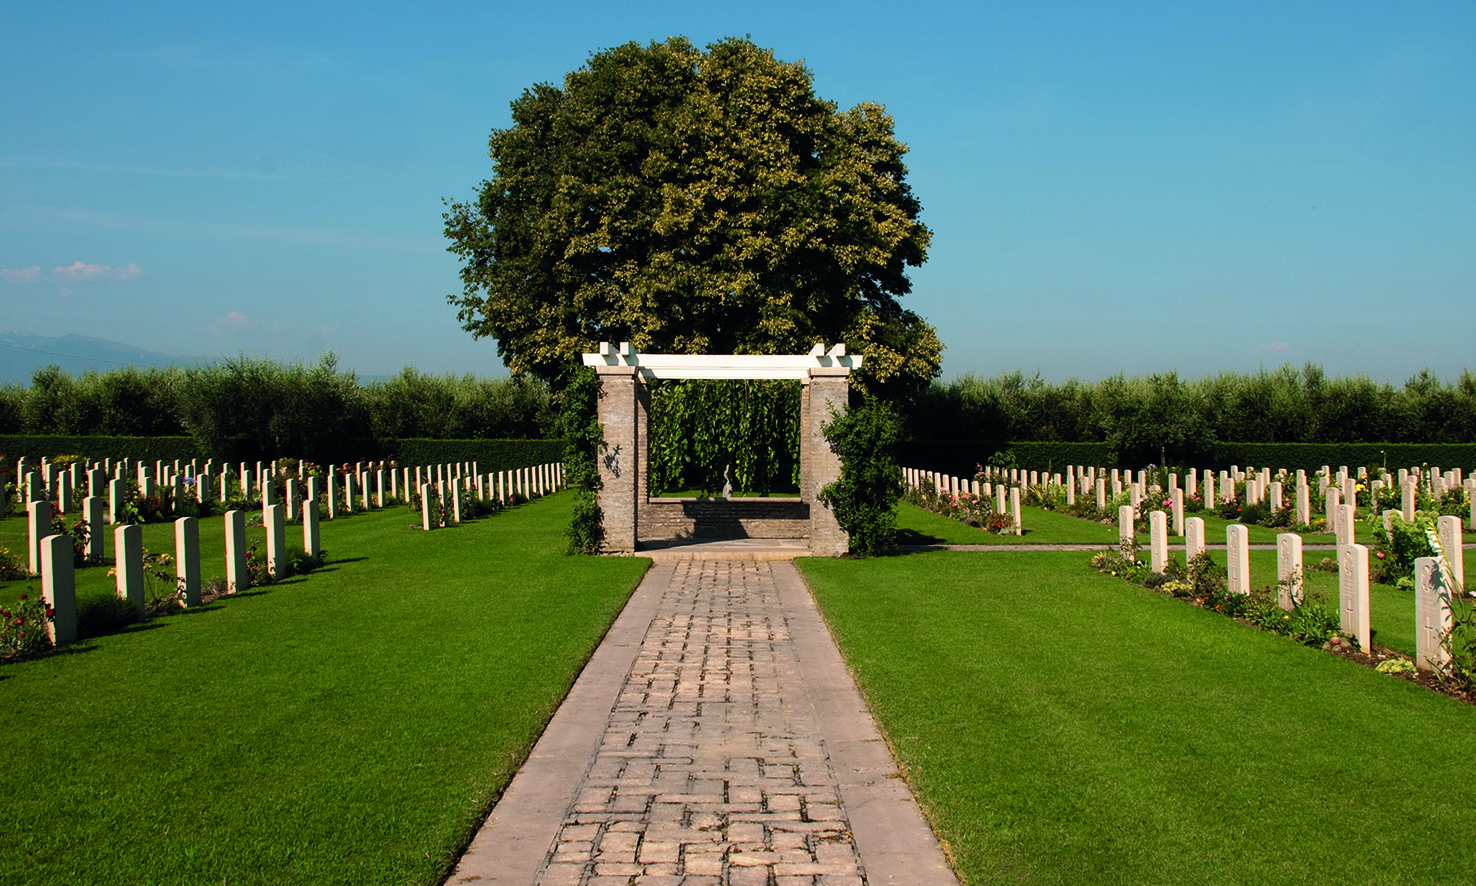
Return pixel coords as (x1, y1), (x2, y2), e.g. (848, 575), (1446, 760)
(0, 591), (53, 659)
(819, 398), (903, 557)
(559, 368), (603, 555)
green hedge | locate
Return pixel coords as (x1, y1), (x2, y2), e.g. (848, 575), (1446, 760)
(1208, 442), (1476, 474)
(897, 440), (1116, 477)
(0, 435), (211, 464)
(388, 439), (564, 473)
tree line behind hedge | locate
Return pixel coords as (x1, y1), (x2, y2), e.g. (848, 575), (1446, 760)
(906, 363), (1476, 466)
(0, 356), (557, 460)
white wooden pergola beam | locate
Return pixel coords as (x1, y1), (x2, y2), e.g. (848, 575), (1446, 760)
(582, 342), (860, 380)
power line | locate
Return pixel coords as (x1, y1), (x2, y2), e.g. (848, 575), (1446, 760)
(0, 340), (142, 367)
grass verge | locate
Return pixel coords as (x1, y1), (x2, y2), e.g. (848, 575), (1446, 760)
(896, 502), (1119, 545)
(0, 494), (649, 885)
(797, 551), (1476, 886)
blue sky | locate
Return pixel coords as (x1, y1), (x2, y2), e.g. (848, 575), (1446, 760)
(3, 1), (1472, 384)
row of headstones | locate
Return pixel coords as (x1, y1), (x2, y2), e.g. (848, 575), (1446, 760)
(15, 456), (565, 558)
(1125, 509), (1465, 673)
(34, 502), (317, 647)
(13, 455), (319, 514)
(26, 460), (569, 649)
(909, 463), (1476, 531)
(411, 462), (565, 531)
(904, 467), (1023, 535)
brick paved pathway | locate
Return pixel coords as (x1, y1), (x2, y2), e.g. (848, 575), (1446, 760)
(448, 559), (957, 886)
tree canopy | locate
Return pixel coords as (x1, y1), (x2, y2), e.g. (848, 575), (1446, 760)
(443, 36), (941, 397)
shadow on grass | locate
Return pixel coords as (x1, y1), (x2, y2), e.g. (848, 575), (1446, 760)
(895, 527), (1032, 545)
(896, 529), (945, 545)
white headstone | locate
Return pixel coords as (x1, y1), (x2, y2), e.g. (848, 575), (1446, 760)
(41, 534), (77, 646)
(1438, 515), (1464, 590)
(265, 503), (286, 579)
(115, 524), (143, 613)
(1119, 505), (1136, 550)
(1415, 556), (1453, 673)
(1149, 510), (1168, 573)
(27, 500), (51, 575)
(1277, 533), (1303, 610)
(107, 477), (124, 525)
(1336, 503), (1355, 547)
(302, 497), (321, 558)
(421, 483), (435, 531)
(1010, 487), (1022, 536)
(1338, 543), (1371, 651)
(83, 495), (104, 561)
(225, 509), (248, 593)
(175, 516), (201, 607)
(1171, 488), (1184, 537)
(1226, 524), (1249, 595)
(1185, 516), (1205, 561)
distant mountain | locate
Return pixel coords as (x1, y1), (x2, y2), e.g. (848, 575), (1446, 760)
(0, 329), (215, 384)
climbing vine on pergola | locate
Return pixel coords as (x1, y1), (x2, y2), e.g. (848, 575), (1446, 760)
(645, 380), (802, 497)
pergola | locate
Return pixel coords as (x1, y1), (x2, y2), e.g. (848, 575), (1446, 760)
(582, 342), (861, 555)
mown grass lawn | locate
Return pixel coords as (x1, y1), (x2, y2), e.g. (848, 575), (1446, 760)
(897, 502), (1121, 545)
(798, 551), (1476, 886)
(0, 494), (649, 885)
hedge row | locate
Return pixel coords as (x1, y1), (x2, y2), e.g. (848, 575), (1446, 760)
(392, 439), (564, 473)
(896, 440), (1116, 477)
(0, 435), (210, 463)
(0, 435), (565, 475)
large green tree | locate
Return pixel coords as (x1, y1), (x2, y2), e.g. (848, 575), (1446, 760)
(444, 36), (941, 397)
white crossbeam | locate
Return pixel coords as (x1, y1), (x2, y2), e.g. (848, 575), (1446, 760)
(582, 342), (860, 379)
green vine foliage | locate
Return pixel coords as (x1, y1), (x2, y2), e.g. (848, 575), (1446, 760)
(559, 368), (603, 554)
(818, 398), (903, 556)
(646, 380), (801, 496)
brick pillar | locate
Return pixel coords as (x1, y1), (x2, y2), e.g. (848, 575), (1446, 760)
(806, 368), (850, 556)
(595, 366), (642, 553)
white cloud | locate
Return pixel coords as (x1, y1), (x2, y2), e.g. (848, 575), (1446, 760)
(0, 266), (40, 282)
(1253, 341), (1291, 353)
(51, 261), (142, 282)
(206, 310), (282, 334)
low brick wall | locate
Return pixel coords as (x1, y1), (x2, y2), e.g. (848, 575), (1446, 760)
(639, 498), (810, 541)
